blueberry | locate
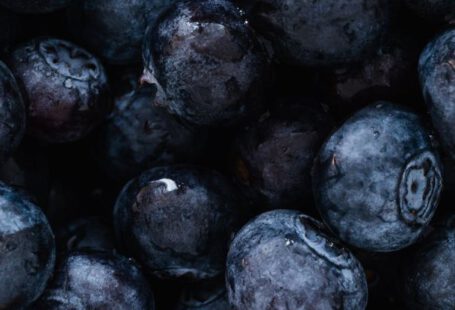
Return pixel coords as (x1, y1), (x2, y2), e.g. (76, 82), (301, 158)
(226, 210), (368, 309)
(0, 61), (25, 163)
(97, 86), (206, 182)
(175, 280), (230, 310)
(419, 29), (455, 161)
(142, 0), (271, 126)
(0, 0), (75, 14)
(36, 250), (155, 309)
(8, 37), (111, 143)
(313, 102), (442, 252)
(403, 215), (455, 309)
(404, 0), (455, 24)
(330, 32), (421, 115)
(232, 102), (332, 210)
(114, 165), (247, 282)
(241, 0), (391, 66)
(67, 0), (175, 64)
(0, 181), (55, 308)
(56, 216), (115, 252)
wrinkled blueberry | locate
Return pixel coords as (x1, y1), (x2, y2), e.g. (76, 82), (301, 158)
(36, 250), (155, 309)
(175, 279), (230, 310)
(8, 37), (111, 143)
(419, 29), (455, 161)
(403, 215), (455, 309)
(67, 0), (175, 64)
(242, 0), (391, 66)
(226, 210), (368, 309)
(0, 61), (25, 163)
(97, 86), (205, 182)
(0, 181), (55, 308)
(56, 216), (115, 252)
(142, 0), (270, 126)
(405, 0), (455, 24)
(232, 102), (332, 210)
(313, 102), (442, 252)
(114, 165), (247, 281)
(0, 0), (75, 14)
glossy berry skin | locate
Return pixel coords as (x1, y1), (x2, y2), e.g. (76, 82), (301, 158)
(8, 37), (111, 143)
(233, 103), (332, 210)
(0, 182), (55, 309)
(67, 0), (175, 64)
(242, 0), (391, 66)
(313, 102), (442, 252)
(36, 250), (155, 310)
(226, 210), (368, 310)
(142, 0), (270, 126)
(0, 0), (75, 14)
(405, 0), (455, 23)
(403, 215), (455, 309)
(419, 29), (455, 161)
(0, 61), (25, 163)
(97, 86), (205, 182)
(114, 166), (246, 282)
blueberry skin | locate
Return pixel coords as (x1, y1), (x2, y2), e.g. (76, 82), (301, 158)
(419, 29), (455, 161)
(0, 181), (55, 309)
(36, 250), (155, 310)
(405, 0), (455, 23)
(0, 61), (25, 163)
(8, 37), (111, 143)
(97, 87), (205, 182)
(142, 0), (270, 126)
(0, 0), (75, 14)
(242, 0), (391, 66)
(114, 165), (247, 282)
(67, 0), (175, 64)
(233, 103), (332, 210)
(403, 215), (455, 309)
(313, 102), (442, 252)
(226, 210), (368, 310)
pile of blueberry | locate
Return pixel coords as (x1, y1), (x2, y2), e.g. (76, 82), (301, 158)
(0, 0), (454, 309)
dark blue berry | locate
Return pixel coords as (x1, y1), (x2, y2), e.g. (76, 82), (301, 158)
(36, 250), (155, 309)
(142, 0), (271, 126)
(0, 181), (55, 308)
(8, 37), (111, 143)
(241, 0), (391, 66)
(114, 165), (247, 282)
(403, 215), (455, 309)
(0, 0), (75, 14)
(226, 210), (368, 309)
(313, 102), (442, 252)
(67, 0), (175, 64)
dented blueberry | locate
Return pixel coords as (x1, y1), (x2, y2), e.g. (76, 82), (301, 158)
(113, 165), (247, 282)
(142, 0), (271, 126)
(36, 250), (155, 309)
(313, 102), (442, 252)
(226, 210), (368, 309)
(8, 37), (111, 143)
(0, 181), (55, 309)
